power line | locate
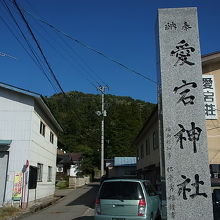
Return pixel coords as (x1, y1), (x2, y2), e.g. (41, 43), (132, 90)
(13, 0), (65, 95)
(56, 32), (108, 88)
(30, 18), (108, 90)
(0, 51), (17, 59)
(47, 25), (157, 84)
(42, 27), (102, 90)
(24, 6), (108, 88)
(39, 26), (100, 89)
(18, 5), (157, 85)
(1, 1), (86, 128)
(7, 0), (109, 90)
(0, 1), (60, 93)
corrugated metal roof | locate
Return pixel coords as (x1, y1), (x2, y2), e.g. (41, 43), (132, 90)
(114, 157), (136, 167)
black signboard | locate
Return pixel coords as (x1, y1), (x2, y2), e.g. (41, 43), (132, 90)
(28, 166), (37, 189)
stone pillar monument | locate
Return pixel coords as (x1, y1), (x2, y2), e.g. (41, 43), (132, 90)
(158, 8), (213, 219)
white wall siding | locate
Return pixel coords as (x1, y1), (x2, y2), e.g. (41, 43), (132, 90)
(3, 141), (31, 204)
(0, 86), (59, 205)
(0, 88), (33, 140)
(0, 87), (33, 203)
(28, 110), (58, 202)
(29, 184), (56, 200)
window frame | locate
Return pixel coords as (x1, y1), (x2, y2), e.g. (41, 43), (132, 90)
(40, 121), (46, 136)
(47, 166), (52, 182)
(145, 138), (150, 155)
(153, 131), (159, 150)
(140, 144), (144, 159)
(50, 131), (54, 144)
(37, 163), (43, 182)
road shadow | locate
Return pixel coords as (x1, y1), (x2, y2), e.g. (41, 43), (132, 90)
(66, 184), (99, 208)
(72, 216), (93, 220)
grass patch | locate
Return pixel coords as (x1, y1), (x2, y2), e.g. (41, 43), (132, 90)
(0, 206), (20, 219)
(56, 180), (69, 189)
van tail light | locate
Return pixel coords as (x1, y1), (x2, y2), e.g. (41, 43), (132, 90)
(95, 198), (101, 215)
(138, 199), (146, 216)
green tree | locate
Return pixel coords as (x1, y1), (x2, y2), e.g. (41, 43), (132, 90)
(46, 91), (155, 175)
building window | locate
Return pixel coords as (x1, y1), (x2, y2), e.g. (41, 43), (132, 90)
(153, 131), (159, 150)
(37, 163), (43, 182)
(146, 138), (150, 155)
(40, 121), (45, 136)
(140, 144), (144, 159)
(210, 164), (220, 178)
(50, 132), (54, 144)
(48, 166), (52, 182)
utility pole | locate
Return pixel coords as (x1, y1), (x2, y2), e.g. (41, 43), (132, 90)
(96, 86), (107, 177)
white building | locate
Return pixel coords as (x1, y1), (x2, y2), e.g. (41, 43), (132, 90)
(0, 83), (63, 207)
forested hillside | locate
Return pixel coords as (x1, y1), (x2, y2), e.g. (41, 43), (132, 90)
(46, 91), (155, 174)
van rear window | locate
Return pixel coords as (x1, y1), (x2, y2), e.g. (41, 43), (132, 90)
(99, 181), (144, 200)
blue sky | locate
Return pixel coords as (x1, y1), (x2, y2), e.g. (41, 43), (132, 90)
(1, 0), (220, 103)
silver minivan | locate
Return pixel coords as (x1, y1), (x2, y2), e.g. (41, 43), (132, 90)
(95, 179), (161, 220)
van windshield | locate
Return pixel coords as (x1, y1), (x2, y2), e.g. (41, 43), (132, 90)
(99, 181), (144, 200)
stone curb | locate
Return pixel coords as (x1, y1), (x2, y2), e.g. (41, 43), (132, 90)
(28, 196), (61, 213)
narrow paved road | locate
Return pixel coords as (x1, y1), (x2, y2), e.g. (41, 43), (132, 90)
(20, 183), (99, 220)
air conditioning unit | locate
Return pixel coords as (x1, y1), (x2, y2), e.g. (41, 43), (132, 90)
(57, 166), (63, 173)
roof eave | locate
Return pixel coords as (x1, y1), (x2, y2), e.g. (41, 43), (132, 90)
(0, 82), (63, 133)
(202, 51), (220, 66)
(35, 96), (63, 132)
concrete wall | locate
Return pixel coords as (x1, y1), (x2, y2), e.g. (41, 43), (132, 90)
(69, 176), (90, 188)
